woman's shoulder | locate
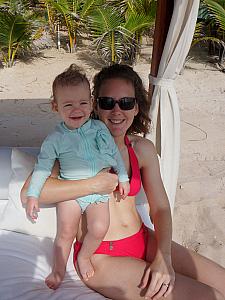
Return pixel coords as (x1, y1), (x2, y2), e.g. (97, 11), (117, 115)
(127, 135), (158, 165)
(128, 134), (155, 151)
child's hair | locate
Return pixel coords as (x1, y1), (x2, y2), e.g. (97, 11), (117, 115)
(93, 64), (151, 135)
(52, 64), (90, 100)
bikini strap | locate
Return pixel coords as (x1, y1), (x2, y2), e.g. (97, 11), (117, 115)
(124, 135), (141, 196)
(124, 135), (132, 147)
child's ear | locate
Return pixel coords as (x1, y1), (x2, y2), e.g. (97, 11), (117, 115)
(51, 99), (58, 112)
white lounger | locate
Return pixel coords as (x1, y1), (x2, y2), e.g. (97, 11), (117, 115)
(0, 147), (151, 300)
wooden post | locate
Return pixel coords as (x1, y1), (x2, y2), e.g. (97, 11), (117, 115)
(148, 0), (174, 154)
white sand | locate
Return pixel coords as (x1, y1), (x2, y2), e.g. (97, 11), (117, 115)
(0, 46), (224, 267)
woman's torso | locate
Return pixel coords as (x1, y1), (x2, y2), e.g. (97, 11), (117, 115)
(77, 134), (144, 242)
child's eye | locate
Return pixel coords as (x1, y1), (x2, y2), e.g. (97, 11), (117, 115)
(80, 101), (88, 105)
(64, 103), (72, 108)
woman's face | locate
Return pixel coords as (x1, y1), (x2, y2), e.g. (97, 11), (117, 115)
(96, 78), (139, 138)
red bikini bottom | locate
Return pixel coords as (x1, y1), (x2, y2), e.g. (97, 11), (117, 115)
(73, 223), (149, 266)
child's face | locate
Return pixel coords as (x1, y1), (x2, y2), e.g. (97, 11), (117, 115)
(52, 82), (92, 130)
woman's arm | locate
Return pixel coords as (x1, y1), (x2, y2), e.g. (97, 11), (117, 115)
(21, 161), (118, 205)
(136, 137), (175, 297)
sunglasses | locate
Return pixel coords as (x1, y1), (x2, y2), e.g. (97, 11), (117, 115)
(97, 97), (136, 111)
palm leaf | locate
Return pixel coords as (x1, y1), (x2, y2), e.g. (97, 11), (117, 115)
(125, 12), (154, 33)
(204, 0), (225, 30)
(89, 6), (123, 37)
(80, 0), (97, 18)
(0, 12), (32, 66)
(89, 6), (136, 64)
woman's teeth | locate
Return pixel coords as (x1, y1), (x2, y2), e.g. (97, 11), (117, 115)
(110, 119), (123, 124)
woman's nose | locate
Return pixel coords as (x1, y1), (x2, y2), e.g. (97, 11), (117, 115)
(112, 102), (121, 112)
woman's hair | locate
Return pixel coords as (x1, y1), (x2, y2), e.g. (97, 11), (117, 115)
(93, 64), (151, 135)
(52, 64), (90, 100)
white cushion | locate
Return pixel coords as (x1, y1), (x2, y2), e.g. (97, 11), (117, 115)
(0, 147), (12, 199)
(0, 148), (57, 239)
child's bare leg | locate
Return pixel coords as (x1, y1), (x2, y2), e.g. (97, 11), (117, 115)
(45, 200), (81, 289)
(77, 201), (110, 281)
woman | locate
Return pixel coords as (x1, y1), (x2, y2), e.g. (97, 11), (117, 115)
(21, 64), (225, 300)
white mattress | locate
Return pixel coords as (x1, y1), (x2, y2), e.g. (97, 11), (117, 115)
(0, 197), (108, 299)
(0, 228), (109, 300)
(0, 146), (151, 299)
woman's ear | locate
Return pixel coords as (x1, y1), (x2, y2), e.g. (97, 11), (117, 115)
(134, 103), (139, 116)
(51, 99), (58, 112)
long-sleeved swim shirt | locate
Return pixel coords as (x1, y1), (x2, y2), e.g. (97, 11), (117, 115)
(27, 119), (129, 199)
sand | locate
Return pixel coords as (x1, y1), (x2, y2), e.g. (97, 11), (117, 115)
(0, 45), (224, 267)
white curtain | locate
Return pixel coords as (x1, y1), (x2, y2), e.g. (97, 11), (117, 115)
(146, 0), (200, 213)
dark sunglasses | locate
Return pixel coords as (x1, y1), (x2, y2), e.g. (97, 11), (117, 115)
(97, 97), (136, 110)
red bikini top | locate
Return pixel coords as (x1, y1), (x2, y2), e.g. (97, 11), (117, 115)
(114, 136), (141, 196)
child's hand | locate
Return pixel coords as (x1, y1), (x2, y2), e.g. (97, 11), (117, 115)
(26, 197), (40, 221)
(119, 181), (130, 199)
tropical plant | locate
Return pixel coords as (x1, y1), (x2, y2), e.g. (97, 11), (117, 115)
(49, 0), (99, 52)
(89, 0), (156, 65)
(193, 0), (225, 64)
(0, 0), (44, 67)
(89, 5), (132, 64)
(123, 0), (156, 62)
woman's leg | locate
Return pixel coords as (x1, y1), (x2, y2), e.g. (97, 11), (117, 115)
(77, 201), (110, 281)
(84, 255), (224, 300)
(147, 228), (225, 297)
(45, 200), (81, 289)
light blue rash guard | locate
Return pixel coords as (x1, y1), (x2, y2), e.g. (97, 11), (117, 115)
(27, 119), (129, 210)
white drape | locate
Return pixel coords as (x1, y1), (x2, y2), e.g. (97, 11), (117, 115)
(146, 0), (200, 213)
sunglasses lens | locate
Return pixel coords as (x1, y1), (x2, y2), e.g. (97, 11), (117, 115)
(98, 97), (136, 110)
(119, 97), (136, 110)
(98, 97), (114, 110)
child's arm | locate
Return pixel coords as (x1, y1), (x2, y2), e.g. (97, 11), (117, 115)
(25, 136), (58, 218)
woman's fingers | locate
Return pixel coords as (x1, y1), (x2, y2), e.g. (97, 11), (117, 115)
(144, 272), (162, 298)
(143, 272), (175, 299)
(163, 282), (174, 298)
(152, 283), (169, 300)
(140, 266), (151, 289)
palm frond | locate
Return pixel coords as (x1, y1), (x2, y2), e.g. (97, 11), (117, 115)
(80, 0), (97, 18)
(0, 11), (33, 66)
(125, 12), (154, 33)
(204, 0), (225, 30)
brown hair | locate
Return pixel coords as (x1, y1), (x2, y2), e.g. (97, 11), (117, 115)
(52, 64), (90, 100)
(93, 64), (151, 135)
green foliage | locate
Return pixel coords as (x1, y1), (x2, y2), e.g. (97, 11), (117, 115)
(89, 0), (155, 64)
(0, 0), (156, 65)
(89, 5), (131, 64)
(204, 0), (225, 30)
(0, 12), (32, 67)
(194, 0), (225, 63)
(0, 0), (45, 67)
(50, 0), (98, 52)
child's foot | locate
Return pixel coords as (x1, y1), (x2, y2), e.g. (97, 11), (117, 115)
(77, 256), (94, 281)
(45, 271), (64, 290)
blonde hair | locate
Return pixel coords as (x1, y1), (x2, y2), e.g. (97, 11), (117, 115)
(52, 64), (90, 100)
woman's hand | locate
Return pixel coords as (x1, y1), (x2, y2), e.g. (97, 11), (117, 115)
(90, 169), (118, 195)
(140, 252), (175, 299)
